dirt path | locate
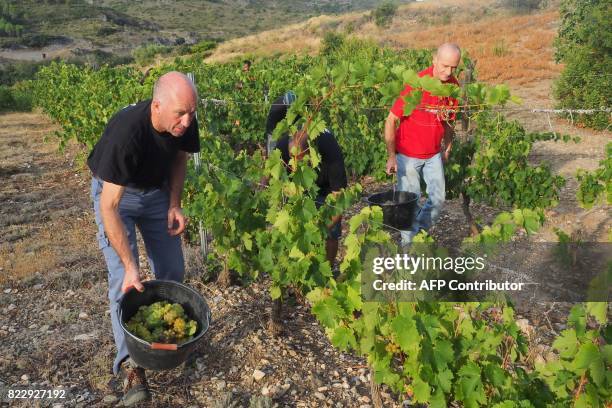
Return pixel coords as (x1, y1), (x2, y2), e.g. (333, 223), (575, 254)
(508, 79), (611, 241)
(467, 76), (612, 243)
(0, 112), (100, 284)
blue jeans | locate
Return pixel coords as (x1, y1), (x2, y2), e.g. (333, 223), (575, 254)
(396, 153), (445, 244)
(91, 177), (185, 375)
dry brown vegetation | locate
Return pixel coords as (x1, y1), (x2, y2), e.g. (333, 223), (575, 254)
(0, 217), (97, 284)
(207, 0), (561, 87)
(402, 11), (561, 85)
(0, 112), (100, 285)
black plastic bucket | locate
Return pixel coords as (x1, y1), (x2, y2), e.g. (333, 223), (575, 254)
(118, 280), (211, 371)
(366, 190), (418, 230)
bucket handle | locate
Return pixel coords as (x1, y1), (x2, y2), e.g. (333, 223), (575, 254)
(150, 342), (178, 351)
(206, 306), (212, 328)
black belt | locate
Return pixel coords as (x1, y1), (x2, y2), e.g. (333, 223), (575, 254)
(124, 183), (167, 194)
(93, 175), (165, 193)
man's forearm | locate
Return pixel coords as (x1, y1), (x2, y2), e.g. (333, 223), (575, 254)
(101, 206), (137, 270)
(169, 151), (188, 208)
(384, 118), (397, 157)
(443, 123), (455, 150)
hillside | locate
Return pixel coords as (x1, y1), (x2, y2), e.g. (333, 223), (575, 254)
(98, 0), (411, 40)
(0, 0), (412, 59)
(206, 0), (561, 86)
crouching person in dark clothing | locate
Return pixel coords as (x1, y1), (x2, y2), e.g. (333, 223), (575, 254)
(275, 129), (347, 264)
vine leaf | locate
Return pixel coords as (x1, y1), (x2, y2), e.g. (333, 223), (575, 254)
(312, 297), (344, 328)
(331, 326), (357, 351)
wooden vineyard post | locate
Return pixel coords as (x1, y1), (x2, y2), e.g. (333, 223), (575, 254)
(187, 72), (209, 258)
(264, 83), (276, 156)
(458, 61), (479, 235)
(461, 59), (475, 133)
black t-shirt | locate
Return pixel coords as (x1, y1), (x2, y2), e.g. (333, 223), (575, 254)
(265, 91), (297, 137)
(87, 99), (200, 189)
(276, 129), (347, 197)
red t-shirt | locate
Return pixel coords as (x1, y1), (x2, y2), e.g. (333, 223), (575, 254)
(390, 66), (459, 159)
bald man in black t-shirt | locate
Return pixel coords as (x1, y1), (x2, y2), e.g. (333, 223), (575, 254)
(87, 71), (199, 406)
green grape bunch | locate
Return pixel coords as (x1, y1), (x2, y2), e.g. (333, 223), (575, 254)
(126, 301), (198, 345)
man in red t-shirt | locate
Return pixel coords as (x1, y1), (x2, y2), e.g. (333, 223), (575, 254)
(384, 43), (461, 245)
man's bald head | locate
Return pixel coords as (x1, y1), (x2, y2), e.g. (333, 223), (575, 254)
(436, 43), (461, 60)
(433, 43), (461, 82)
(150, 71), (198, 137)
(152, 71), (198, 104)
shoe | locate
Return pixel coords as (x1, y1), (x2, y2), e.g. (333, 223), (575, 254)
(117, 358), (151, 407)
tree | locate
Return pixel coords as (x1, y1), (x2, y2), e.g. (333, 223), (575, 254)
(554, 0), (611, 130)
(372, 1), (397, 28)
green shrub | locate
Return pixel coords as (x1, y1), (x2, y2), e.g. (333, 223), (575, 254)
(17, 33), (63, 48)
(372, 1), (397, 28)
(0, 60), (51, 86)
(89, 49), (134, 67)
(190, 40), (217, 54)
(11, 80), (33, 111)
(320, 31), (345, 56)
(132, 44), (173, 66)
(553, 0), (611, 130)
(0, 85), (14, 111)
(0, 81), (32, 112)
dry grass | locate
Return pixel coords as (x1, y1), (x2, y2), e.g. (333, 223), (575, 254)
(0, 240), (59, 283)
(400, 11), (561, 85)
(207, 24), (324, 63)
(0, 111), (100, 286)
(206, 0), (561, 87)
(86, 347), (115, 392)
(0, 216), (97, 285)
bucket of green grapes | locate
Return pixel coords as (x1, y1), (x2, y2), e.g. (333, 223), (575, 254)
(118, 280), (211, 370)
